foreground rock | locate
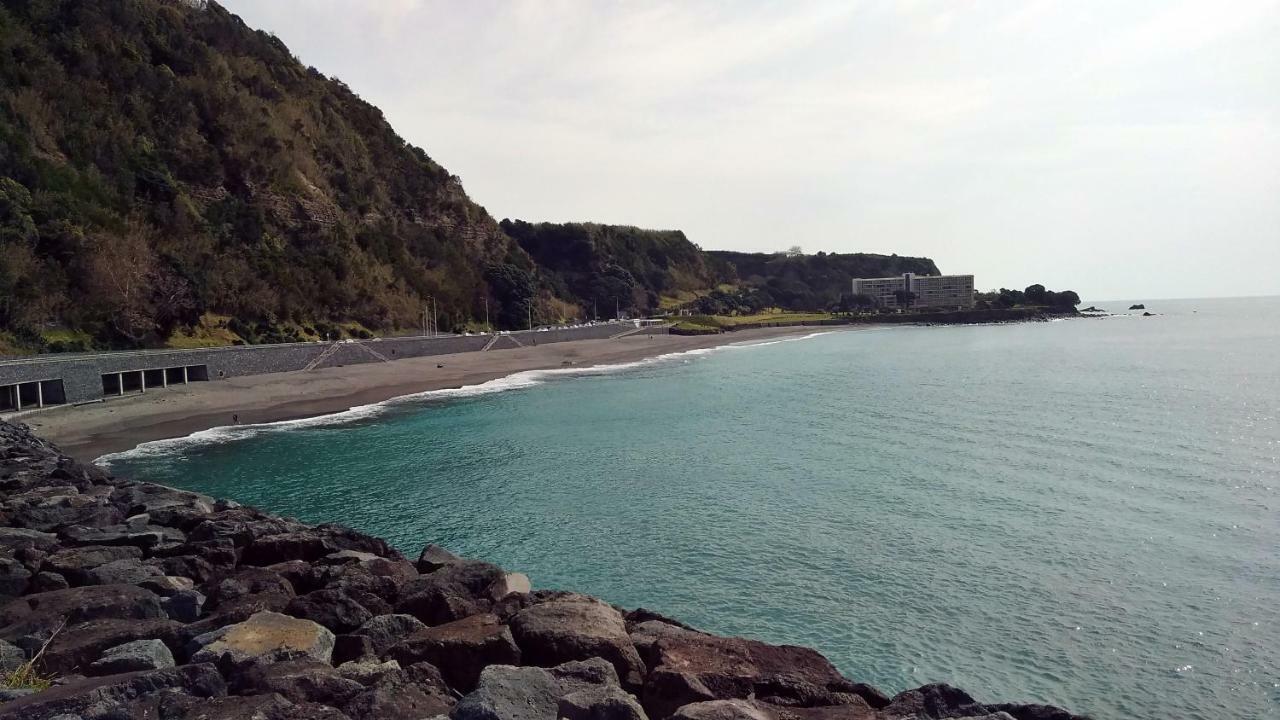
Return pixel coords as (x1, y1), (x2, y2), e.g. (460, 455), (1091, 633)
(0, 420), (1089, 720)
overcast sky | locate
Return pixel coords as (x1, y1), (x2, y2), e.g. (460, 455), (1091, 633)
(220, 0), (1279, 301)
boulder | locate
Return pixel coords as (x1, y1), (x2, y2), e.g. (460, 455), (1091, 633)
(0, 638), (26, 672)
(396, 561), (504, 625)
(0, 663), (226, 718)
(487, 572), (531, 600)
(386, 613), (521, 692)
(336, 658), (402, 686)
(286, 588), (373, 634)
(669, 700), (772, 720)
(0, 555), (32, 599)
(85, 557), (163, 585)
(37, 617), (182, 674)
(189, 610), (335, 668)
(559, 684), (648, 720)
(333, 634), (377, 665)
(28, 571), (69, 593)
(510, 596), (645, 689)
(139, 574), (196, 596)
(668, 699), (876, 720)
(0, 584), (164, 636)
(881, 683), (989, 718)
(340, 660), (455, 720)
(416, 544), (463, 573)
(0, 527), (59, 552)
(451, 665), (563, 720)
(235, 659), (365, 706)
(162, 588), (207, 623)
(633, 621), (881, 719)
(89, 638), (176, 674)
(41, 544), (142, 585)
(351, 613), (426, 657)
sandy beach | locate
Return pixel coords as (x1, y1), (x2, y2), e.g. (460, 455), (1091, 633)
(20, 326), (838, 463)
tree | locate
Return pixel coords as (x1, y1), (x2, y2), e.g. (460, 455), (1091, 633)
(1024, 284), (1047, 305)
(1055, 290), (1081, 307)
(893, 290), (917, 309)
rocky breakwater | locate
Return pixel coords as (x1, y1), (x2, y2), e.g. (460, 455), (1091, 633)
(0, 420), (1087, 720)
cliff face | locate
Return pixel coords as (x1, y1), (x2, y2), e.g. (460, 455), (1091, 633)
(0, 420), (1086, 720)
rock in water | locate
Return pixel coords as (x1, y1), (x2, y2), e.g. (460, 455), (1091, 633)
(189, 610), (335, 667)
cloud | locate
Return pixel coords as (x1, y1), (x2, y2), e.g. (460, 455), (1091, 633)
(220, 0), (1280, 299)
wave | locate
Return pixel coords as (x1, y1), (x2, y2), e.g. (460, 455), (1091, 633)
(96, 330), (835, 467)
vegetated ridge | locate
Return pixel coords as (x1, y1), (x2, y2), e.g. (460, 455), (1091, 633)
(0, 0), (935, 355)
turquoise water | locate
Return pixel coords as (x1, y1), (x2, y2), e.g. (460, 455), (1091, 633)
(106, 298), (1280, 720)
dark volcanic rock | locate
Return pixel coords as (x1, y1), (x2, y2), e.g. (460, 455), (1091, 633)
(351, 613), (426, 657)
(631, 620), (880, 719)
(0, 584), (164, 636)
(395, 560), (503, 624)
(38, 617), (182, 674)
(236, 659), (365, 706)
(40, 544), (142, 585)
(881, 683), (989, 718)
(559, 684), (648, 720)
(416, 543), (463, 573)
(451, 664), (563, 720)
(0, 555), (31, 599)
(89, 637), (176, 674)
(510, 596), (646, 690)
(286, 588), (373, 634)
(386, 613), (521, 692)
(0, 663), (226, 718)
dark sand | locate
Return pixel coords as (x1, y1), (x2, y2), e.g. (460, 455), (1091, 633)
(25, 326), (845, 462)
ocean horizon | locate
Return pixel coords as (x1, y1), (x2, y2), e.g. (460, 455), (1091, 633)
(106, 297), (1280, 720)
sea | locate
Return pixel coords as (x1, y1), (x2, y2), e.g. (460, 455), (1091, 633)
(103, 297), (1280, 720)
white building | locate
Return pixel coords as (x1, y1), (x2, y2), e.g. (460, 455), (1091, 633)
(852, 273), (975, 309)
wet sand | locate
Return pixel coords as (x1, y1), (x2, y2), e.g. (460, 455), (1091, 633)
(23, 327), (842, 462)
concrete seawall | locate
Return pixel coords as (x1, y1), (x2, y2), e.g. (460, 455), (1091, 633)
(0, 324), (667, 412)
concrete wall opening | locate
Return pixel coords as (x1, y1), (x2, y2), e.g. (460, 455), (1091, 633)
(1, 379), (66, 411)
(101, 365), (209, 398)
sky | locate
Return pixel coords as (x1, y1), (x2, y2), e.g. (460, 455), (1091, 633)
(219, 0), (1280, 301)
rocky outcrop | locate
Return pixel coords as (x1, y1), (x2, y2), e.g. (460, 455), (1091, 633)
(0, 420), (1089, 719)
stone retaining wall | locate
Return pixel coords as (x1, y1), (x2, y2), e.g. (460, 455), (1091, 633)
(0, 420), (1086, 720)
(0, 324), (666, 409)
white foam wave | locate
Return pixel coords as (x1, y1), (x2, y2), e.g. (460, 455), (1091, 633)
(96, 330), (836, 466)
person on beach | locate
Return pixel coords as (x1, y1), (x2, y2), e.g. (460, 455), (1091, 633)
(232, 414), (239, 424)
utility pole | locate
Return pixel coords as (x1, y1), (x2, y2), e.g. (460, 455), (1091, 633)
(422, 305), (427, 338)
(483, 297), (489, 330)
(615, 297), (620, 320)
(432, 297), (438, 337)
(527, 304), (532, 331)
(593, 299), (597, 321)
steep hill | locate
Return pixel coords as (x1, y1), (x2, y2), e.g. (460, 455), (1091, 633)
(499, 220), (717, 318)
(0, 0), (942, 353)
(0, 0), (545, 350)
(708, 251), (940, 310)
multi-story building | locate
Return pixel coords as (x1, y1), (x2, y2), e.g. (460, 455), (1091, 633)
(852, 273), (975, 309)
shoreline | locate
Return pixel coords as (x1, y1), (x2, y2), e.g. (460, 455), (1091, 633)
(20, 326), (844, 463)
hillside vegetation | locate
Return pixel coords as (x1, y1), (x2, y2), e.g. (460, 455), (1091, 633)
(0, 0), (940, 353)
